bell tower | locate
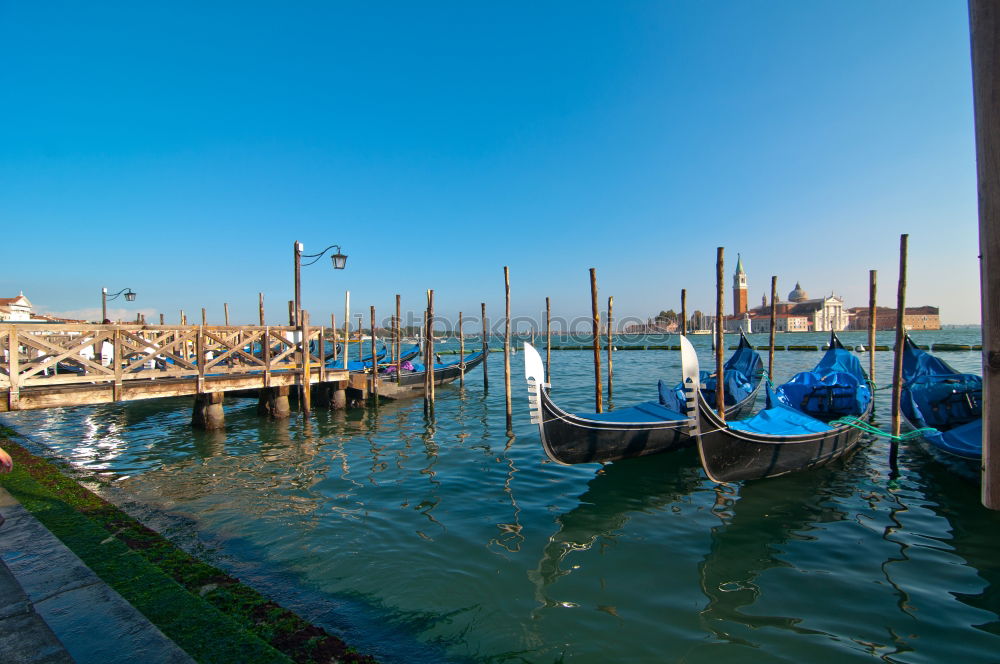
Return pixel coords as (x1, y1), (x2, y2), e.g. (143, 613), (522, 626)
(733, 254), (748, 316)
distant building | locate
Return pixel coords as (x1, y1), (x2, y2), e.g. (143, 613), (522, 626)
(848, 306), (940, 331)
(733, 254), (748, 317)
(720, 261), (848, 333)
(0, 293), (34, 322)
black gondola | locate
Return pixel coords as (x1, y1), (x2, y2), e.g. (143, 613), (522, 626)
(523, 333), (763, 465)
(692, 332), (873, 482)
(371, 350), (487, 399)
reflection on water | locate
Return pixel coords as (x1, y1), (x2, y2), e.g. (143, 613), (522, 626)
(2, 331), (999, 663)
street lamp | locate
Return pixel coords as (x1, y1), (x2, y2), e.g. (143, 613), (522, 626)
(102, 287), (137, 322)
(293, 241), (347, 325)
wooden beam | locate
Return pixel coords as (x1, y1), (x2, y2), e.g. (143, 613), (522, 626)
(716, 247), (725, 420)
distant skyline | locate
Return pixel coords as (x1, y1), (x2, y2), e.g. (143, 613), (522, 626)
(1, 2), (981, 326)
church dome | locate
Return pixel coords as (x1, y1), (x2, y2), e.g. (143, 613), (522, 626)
(788, 282), (808, 302)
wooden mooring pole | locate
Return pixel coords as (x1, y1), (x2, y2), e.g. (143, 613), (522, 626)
(768, 276), (777, 382)
(715, 247), (726, 420)
(300, 310), (312, 414)
(504, 267), (512, 430)
(370, 305), (378, 401)
(970, 0), (1000, 508)
(395, 294), (402, 385)
(426, 290), (435, 412)
(343, 291), (350, 371)
(545, 296), (552, 375)
(259, 292), (265, 325)
(331, 314), (338, 362)
(159, 313), (164, 325)
(481, 302), (489, 391)
(201, 308), (207, 326)
(589, 268), (603, 413)
(607, 295), (613, 407)
(224, 303), (230, 326)
(459, 311), (465, 386)
(868, 270), (877, 383)
(681, 289), (687, 336)
(889, 234), (908, 473)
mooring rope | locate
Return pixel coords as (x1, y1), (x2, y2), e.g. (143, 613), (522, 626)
(827, 415), (937, 442)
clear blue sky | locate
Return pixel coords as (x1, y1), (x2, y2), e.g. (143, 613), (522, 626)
(0, 2), (980, 329)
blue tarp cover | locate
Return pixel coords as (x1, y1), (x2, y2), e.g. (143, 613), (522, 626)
(576, 401), (686, 423)
(661, 336), (762, 412)
(729, 403), (833, 435)
(901, 338), (982, 460)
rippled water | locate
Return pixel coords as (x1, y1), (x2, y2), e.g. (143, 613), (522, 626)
(4, 329), (999, 663)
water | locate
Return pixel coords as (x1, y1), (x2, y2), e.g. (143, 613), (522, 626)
(4, 329), (999, 663)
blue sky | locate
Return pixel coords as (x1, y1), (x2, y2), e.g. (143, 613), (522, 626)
(0, 2), (980, 328)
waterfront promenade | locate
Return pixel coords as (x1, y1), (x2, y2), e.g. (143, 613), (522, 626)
(0, 487), (194, 663)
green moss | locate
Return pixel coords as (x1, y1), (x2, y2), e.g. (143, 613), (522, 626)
(0, 439), (377, 664)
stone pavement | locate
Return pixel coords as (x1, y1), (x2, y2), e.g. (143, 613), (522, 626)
(0, 488), (196, 664)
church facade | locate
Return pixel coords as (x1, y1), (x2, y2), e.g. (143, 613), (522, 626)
(724, 259), (850, 333)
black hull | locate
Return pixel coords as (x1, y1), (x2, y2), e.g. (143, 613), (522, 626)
(536, 379), (761, 466)
(375, 352), (486, 397)
(695, 392), (871, 482)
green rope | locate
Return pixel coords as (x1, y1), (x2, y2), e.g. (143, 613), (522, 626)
(827, 415), (937, 442)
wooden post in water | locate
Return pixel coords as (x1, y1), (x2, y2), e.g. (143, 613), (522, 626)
(481, 302), (489, 391)
(356, 315), (363, 362)
(423, 308), (430, 407)
(395, 294), (402, 385)
(224, 303), (230, 326)
(504, 267), (512, 429)
(180, 310), (186, 325)
(868, 270), (877, 383)
(768, 276), (777, 381)
(343, 291), (350, 371)
(970, 0), (1000, 507)
(259, 292), (265, 325)
(288, 300), (294, 326)
(331, 314), (338, 362)
(681, 289), (687, 336)
(201, 308), (207, 326)
(890, 234), (909, 472)
(715, 247), (726, 420)
(370, 305), (378, 400)
(300, 310), (311, 414)
(459, 311), (465, 386)
(428, 290), (436, 409)
(545, 296), (552, 375)
(589, 268), (603, 413)
(607, 296), (614, 407)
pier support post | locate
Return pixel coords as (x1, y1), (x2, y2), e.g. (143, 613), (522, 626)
(257, 385), (291, 419)
(332, 384), (347, 410)
(192, 392), (225, 430)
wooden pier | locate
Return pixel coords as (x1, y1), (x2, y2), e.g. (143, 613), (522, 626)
(0, 323), (355, 427)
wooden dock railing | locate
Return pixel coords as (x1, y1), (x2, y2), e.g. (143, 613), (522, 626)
(0, 323), (347, 412)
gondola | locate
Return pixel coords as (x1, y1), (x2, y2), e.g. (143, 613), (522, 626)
(371, 350), (487, 398)
(692, 331), (873, 482)
(900, 336), (981, 477)
(522, 333), (763, 465)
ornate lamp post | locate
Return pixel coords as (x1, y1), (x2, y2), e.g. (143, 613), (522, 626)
(101, 287), (136, 322)
(293, 242), (347, 325)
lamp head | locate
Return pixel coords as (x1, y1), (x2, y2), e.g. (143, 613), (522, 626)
(331, 250), (348, 270)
